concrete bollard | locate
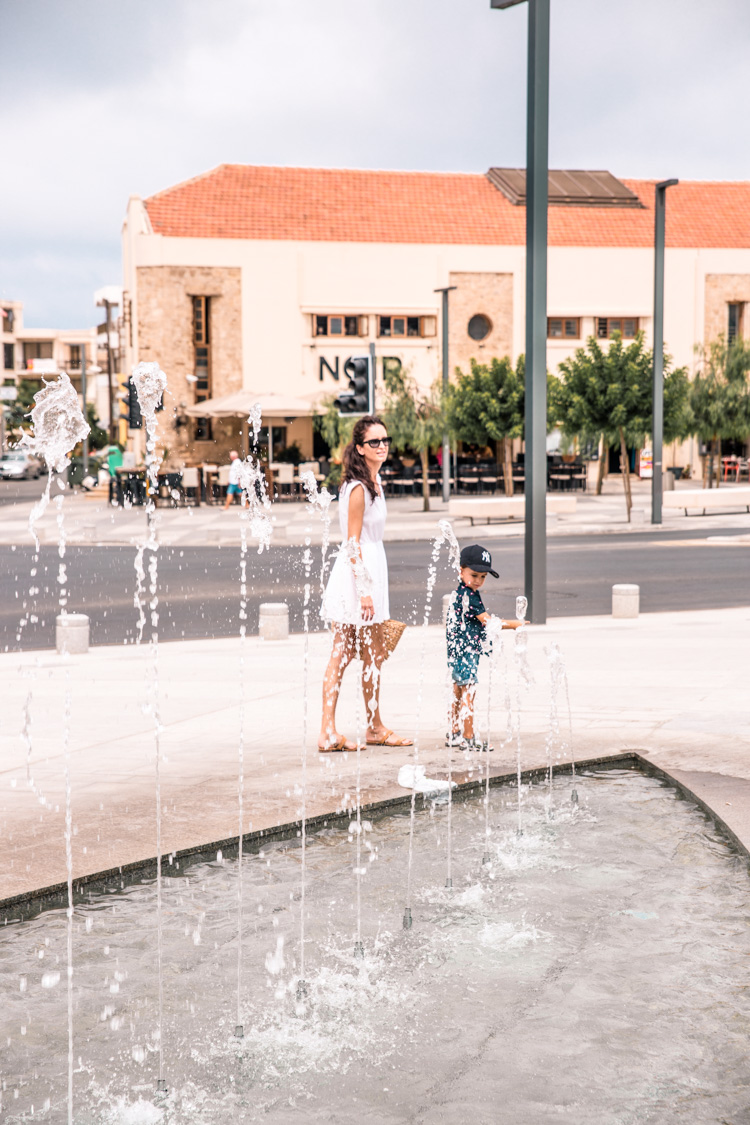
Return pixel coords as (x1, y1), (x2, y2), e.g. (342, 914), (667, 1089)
(259, 602), (289, 640)
(612, 584), (639, 619)
(56, 613), (90, 654)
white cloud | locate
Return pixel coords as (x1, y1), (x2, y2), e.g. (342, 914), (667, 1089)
(2, 0), (749, 326)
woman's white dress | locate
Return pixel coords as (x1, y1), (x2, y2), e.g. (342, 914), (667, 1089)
(321, 477), (389, 626)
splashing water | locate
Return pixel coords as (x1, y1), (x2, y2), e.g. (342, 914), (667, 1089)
(482, 617), (505, 865)
(404, 522), (455, 926)
(512, 597), (533, 835)
(298, 473), (332, 991)
(16, 372), (88, 1125)
(246, 402), (263, 449)
(131, 361), (168, 1094)
(440, 520), (461, 889)
(547, 642), (578, 804)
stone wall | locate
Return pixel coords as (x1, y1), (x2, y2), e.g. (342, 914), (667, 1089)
(136, 266), (242, 463)
(704, 274), (750, 344)
(447, 271), (513, 378)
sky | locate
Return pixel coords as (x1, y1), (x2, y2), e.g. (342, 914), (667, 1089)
(3, 0), (750, 328)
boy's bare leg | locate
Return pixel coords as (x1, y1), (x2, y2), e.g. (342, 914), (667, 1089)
(451, 683), (463, 735)
(459, 684), (476, 740)
(319, 625), (355, 746)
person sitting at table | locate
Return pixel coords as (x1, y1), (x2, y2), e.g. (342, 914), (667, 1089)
(223, 450), (243, 509)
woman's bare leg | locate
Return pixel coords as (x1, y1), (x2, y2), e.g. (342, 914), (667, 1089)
(360, 625), (386, 737)
(319, 625), (355, 747)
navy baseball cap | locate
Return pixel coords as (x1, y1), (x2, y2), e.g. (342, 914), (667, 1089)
(460, 544), (499, 578)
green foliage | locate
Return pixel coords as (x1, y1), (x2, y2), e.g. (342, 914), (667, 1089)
(4, 378), (39, 437)
(444, 357), (524, 445)
(381, 363), (444, 455)
(275, 440), (303, 465)
(690, 336), (750, 441)
(555, 333), (691, 446)
(315, 400), (356, 459)
(85, 403), (109, 450)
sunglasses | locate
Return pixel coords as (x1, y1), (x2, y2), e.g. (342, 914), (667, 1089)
(361, 437), (392, 449)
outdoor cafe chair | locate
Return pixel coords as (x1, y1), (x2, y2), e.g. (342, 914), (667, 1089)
(181, 466), (201, 506)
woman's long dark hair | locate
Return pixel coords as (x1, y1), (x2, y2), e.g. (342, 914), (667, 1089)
(341, 415), (386, 502)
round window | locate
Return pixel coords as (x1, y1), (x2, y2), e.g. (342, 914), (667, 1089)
(467, 314), (492, 341)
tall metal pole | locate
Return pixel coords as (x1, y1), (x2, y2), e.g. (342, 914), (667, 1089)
(81, 347), (89, 474)
(524, 0), (550, 624)
(651, 178), (678, 525)
(435, 285), (457, 503)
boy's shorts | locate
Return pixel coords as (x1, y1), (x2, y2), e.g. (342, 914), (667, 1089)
(450, 650), (480, 686)
(227, 483), (242, 495)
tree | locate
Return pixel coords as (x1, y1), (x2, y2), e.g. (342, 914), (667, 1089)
(3, 378), (39, 440)
(555, 333), (691, 520)
(690, 336), (750, 488)
(444, 357), (524, 496)
(380, 363), (444, 512)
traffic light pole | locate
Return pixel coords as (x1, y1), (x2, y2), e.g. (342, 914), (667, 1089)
(651, 178), (678, 525)
(435, 285), (456, 504)
(104, 299), (116, 444)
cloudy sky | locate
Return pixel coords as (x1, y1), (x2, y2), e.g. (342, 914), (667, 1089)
(3, 0), (749, 327)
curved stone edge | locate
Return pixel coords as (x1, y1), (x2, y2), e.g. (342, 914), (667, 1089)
(2, 750), (745, 923)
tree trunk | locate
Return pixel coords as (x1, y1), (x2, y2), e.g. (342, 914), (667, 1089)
(715, 436), (722, 488)
(420, 448), (430, 512)
(619, 427), (632, 522)
(596, 439), (608, 496)
(503, 437), (514, 496)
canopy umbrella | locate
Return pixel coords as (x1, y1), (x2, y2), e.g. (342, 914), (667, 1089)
(184, 391), (318, 458)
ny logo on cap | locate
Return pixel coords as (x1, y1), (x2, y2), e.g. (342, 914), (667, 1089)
(482, 550), (490, 563)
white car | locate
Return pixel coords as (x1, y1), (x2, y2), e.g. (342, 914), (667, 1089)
(0, 451), (44, 479)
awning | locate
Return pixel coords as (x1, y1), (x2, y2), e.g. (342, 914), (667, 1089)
(184, 391), (317, 419)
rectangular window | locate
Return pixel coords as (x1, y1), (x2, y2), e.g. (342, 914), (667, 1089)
(596, 317), (639, 339)
(547, 317), (580, 339)
(67, 345), (81, 369)
(378, 315), (429, 338)
(23, 341), (54, 364)
(192, 296), (212, 441)
(728, 303), (744, 344)
(313, 314), (365, 337)
(2, 308), (14, 333)
(3, 343), (13, 370)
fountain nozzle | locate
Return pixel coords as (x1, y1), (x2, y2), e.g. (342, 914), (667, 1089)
(156, 1078), (167, 1095)
(571, 789), (579, 805)
(296, 979), (309, 1001)
(234, 1024), (244, 1039)
(481, 853), (490, 867)
(354, 941), (365, 959)
(445, 877), (453, 889)
(402, 907), (412, 930)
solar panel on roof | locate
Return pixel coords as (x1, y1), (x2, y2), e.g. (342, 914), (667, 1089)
(487, 168), (644, 208)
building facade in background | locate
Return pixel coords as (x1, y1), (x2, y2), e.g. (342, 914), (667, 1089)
(121, 164), (750, 469)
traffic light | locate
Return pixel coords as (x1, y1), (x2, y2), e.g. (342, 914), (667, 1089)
(334, 355), (373, 415)
(117, 375), (142, 429)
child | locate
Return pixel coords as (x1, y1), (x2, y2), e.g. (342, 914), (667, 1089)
(446, 544), (523, 752)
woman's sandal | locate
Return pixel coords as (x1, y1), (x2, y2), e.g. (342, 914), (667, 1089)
(318, 735), (358, 753)
(366, 728), (414, 747)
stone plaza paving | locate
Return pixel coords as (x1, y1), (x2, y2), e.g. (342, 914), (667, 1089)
(1, 605), (749, 903)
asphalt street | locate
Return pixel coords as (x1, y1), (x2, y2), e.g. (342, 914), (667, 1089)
(1, 529), (748, 650)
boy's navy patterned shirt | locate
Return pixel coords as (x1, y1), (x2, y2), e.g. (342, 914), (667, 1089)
(446, 580), (486, 660)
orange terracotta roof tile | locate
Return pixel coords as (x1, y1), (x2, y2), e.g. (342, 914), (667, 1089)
(143, 164), (750, 250)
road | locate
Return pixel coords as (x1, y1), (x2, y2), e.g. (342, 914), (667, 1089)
(1, 529), (748, 650)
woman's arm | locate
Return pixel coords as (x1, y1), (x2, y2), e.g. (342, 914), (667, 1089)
(346, 484), (375, 621)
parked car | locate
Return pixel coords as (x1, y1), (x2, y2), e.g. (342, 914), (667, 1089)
(0, 451), (44, 479)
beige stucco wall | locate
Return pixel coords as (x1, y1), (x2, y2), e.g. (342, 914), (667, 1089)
(123, 196), (750, 473)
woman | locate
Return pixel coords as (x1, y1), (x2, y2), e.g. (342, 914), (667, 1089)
(319, 416), (413, 752)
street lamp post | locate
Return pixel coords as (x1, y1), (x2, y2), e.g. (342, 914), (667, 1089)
(435, 285), (457, 504)
(651, 178), (679, 525)
(492, 0), (550, 623)
(81, 347), (88, 474)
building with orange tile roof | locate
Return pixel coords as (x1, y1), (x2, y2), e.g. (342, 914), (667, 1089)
(121, 164), (750, 472)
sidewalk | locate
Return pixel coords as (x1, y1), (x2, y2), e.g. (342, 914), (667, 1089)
(2, 606), (749, 903)
(1, 475), (750, 548)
